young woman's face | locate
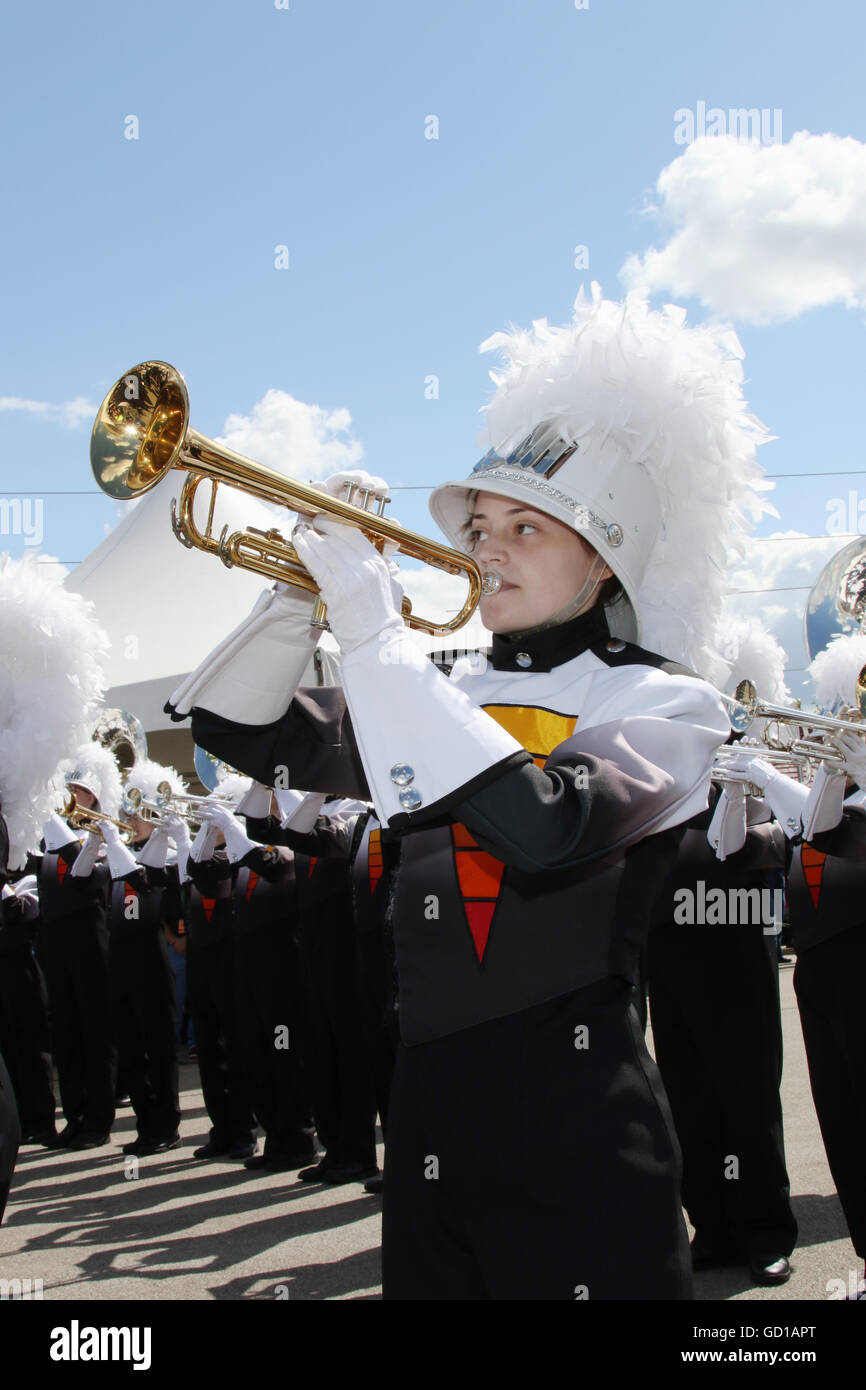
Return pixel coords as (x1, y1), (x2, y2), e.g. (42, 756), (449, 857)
(468, 492), (611, 635)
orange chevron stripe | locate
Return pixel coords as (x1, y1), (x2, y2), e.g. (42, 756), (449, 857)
(450, 704), (578, 964)
(801, 844), (827, 911)
(368, 827), (383, 894)
(450, 823), (506, 964)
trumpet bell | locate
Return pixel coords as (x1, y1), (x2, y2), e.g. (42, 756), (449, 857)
(91, 362), (190, 501)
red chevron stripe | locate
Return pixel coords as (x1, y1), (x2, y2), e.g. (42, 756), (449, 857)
(246, 871), (259, 902)
(801, 844), (827, 911)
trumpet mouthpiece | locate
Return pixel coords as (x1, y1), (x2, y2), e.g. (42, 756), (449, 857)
(481, 571), (502, 596)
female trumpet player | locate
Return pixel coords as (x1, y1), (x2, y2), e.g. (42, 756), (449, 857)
(168, 290), (772, 1299)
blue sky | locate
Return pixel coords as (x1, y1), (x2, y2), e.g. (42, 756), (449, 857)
(2, 0), (866, 696)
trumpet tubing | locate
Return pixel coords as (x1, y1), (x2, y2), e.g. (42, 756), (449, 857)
(91, 361), (482, 636)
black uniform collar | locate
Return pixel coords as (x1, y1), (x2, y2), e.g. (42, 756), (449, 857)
(489, 605), (611, 672)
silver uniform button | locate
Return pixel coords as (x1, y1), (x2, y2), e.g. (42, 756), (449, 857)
(399, 788), (423, 810)
(606, 639), (626, 653)
(515, 651), (532, 668)
(390, 764), (415, 786)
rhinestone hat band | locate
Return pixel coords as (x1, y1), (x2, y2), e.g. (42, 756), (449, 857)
(468, 466), (623, 548)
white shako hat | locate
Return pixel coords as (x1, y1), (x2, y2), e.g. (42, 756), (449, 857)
(430, 285), (773, 677)
(62, 742), (123, 818)
(809, 631), (866, 715)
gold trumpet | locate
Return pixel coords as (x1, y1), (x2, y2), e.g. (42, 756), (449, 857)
(90, 361), (481, 635)
(63, 794), (135, 841)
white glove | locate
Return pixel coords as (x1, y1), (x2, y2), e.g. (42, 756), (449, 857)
(198, 804), (256, 863)
(707, 782), (748, 861)
(190, 821), (219, 863)
(162, 815), (192, 881)
(800, 760), (847, 839)
(167, 583), (320, 723)
(69, 827), (102, 878)
(292, 517), (403, 654)
(276, 788), (327, 832)
(42, 813), (78, 853)
(97, 821), (140, 879)
(724, 754), (810, 838)
(831, 731), (866, 791)
(235, 781), (273, 818)
(135, 826), (170, 870)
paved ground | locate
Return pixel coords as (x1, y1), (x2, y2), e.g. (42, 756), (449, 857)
(0, 962), (861, 1302)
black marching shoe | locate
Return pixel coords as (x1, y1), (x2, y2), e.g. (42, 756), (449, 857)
(322, 1162), (380, 1187)
(228, 1139), (257, 1161)
(245, 1148), (318, 1173)
(123, 1135), (181, 1156)
(748, 1253), (792, 1286)
(66, 1130), (110, 1151)
(193, 1138), (231, 1159)
(298, 1159), (330, 1183)
(22, 1129), (58, 1147)
(363, 1173), (383, 1194)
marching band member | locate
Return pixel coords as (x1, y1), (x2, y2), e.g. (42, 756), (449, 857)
(784, 633), (866, 1282)
(98, 759), (187, 1156)
(244, 793), (381, 1186)
(0, 553), (108, 1187)
(184, 776), (257, 1162)
(197, 785), (321, 1174)
(168, 289), (769, 1299)
(647, 618), (797, 1285)
(31, 746), (121, 1149)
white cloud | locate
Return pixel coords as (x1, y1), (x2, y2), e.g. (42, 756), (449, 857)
(724, 531), (845, 699)
(0, 395), (98, 428)
(620, 132), (866, 324)
(217, 390), (363, 482)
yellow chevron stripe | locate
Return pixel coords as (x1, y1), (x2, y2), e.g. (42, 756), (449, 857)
(482, 704), (577, 765)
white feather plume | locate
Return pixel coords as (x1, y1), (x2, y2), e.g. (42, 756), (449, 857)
(809, 632), (866, 714)
(125, 758), (187, 806)
(214, 772), (253, 808)
(716, 614), (790, 703)
(0, 553), (109, 868)
(479, 285), (775, 680)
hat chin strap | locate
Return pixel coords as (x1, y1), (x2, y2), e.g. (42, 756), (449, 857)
(503, 553), (610, 640)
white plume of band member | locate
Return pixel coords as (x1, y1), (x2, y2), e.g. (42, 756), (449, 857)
(0, 553), (109, 869)
(456, 283), (777, 683)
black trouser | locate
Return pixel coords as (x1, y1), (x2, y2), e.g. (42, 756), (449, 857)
(37, 913), (116, 1135)
(188, 937), (254, 1147)
(300, 892), (377, 1169)
(109, 930), (180, 1143)
(647, 922), (796, 1257)
(383, 981), (691, 1300)
(234, 924), (314, 1158)
(794, 927), (866, 1258)
(0, 945), (55, 1135)
(0, 1049), (20, 1225)
(355, 925), (398, 1135)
